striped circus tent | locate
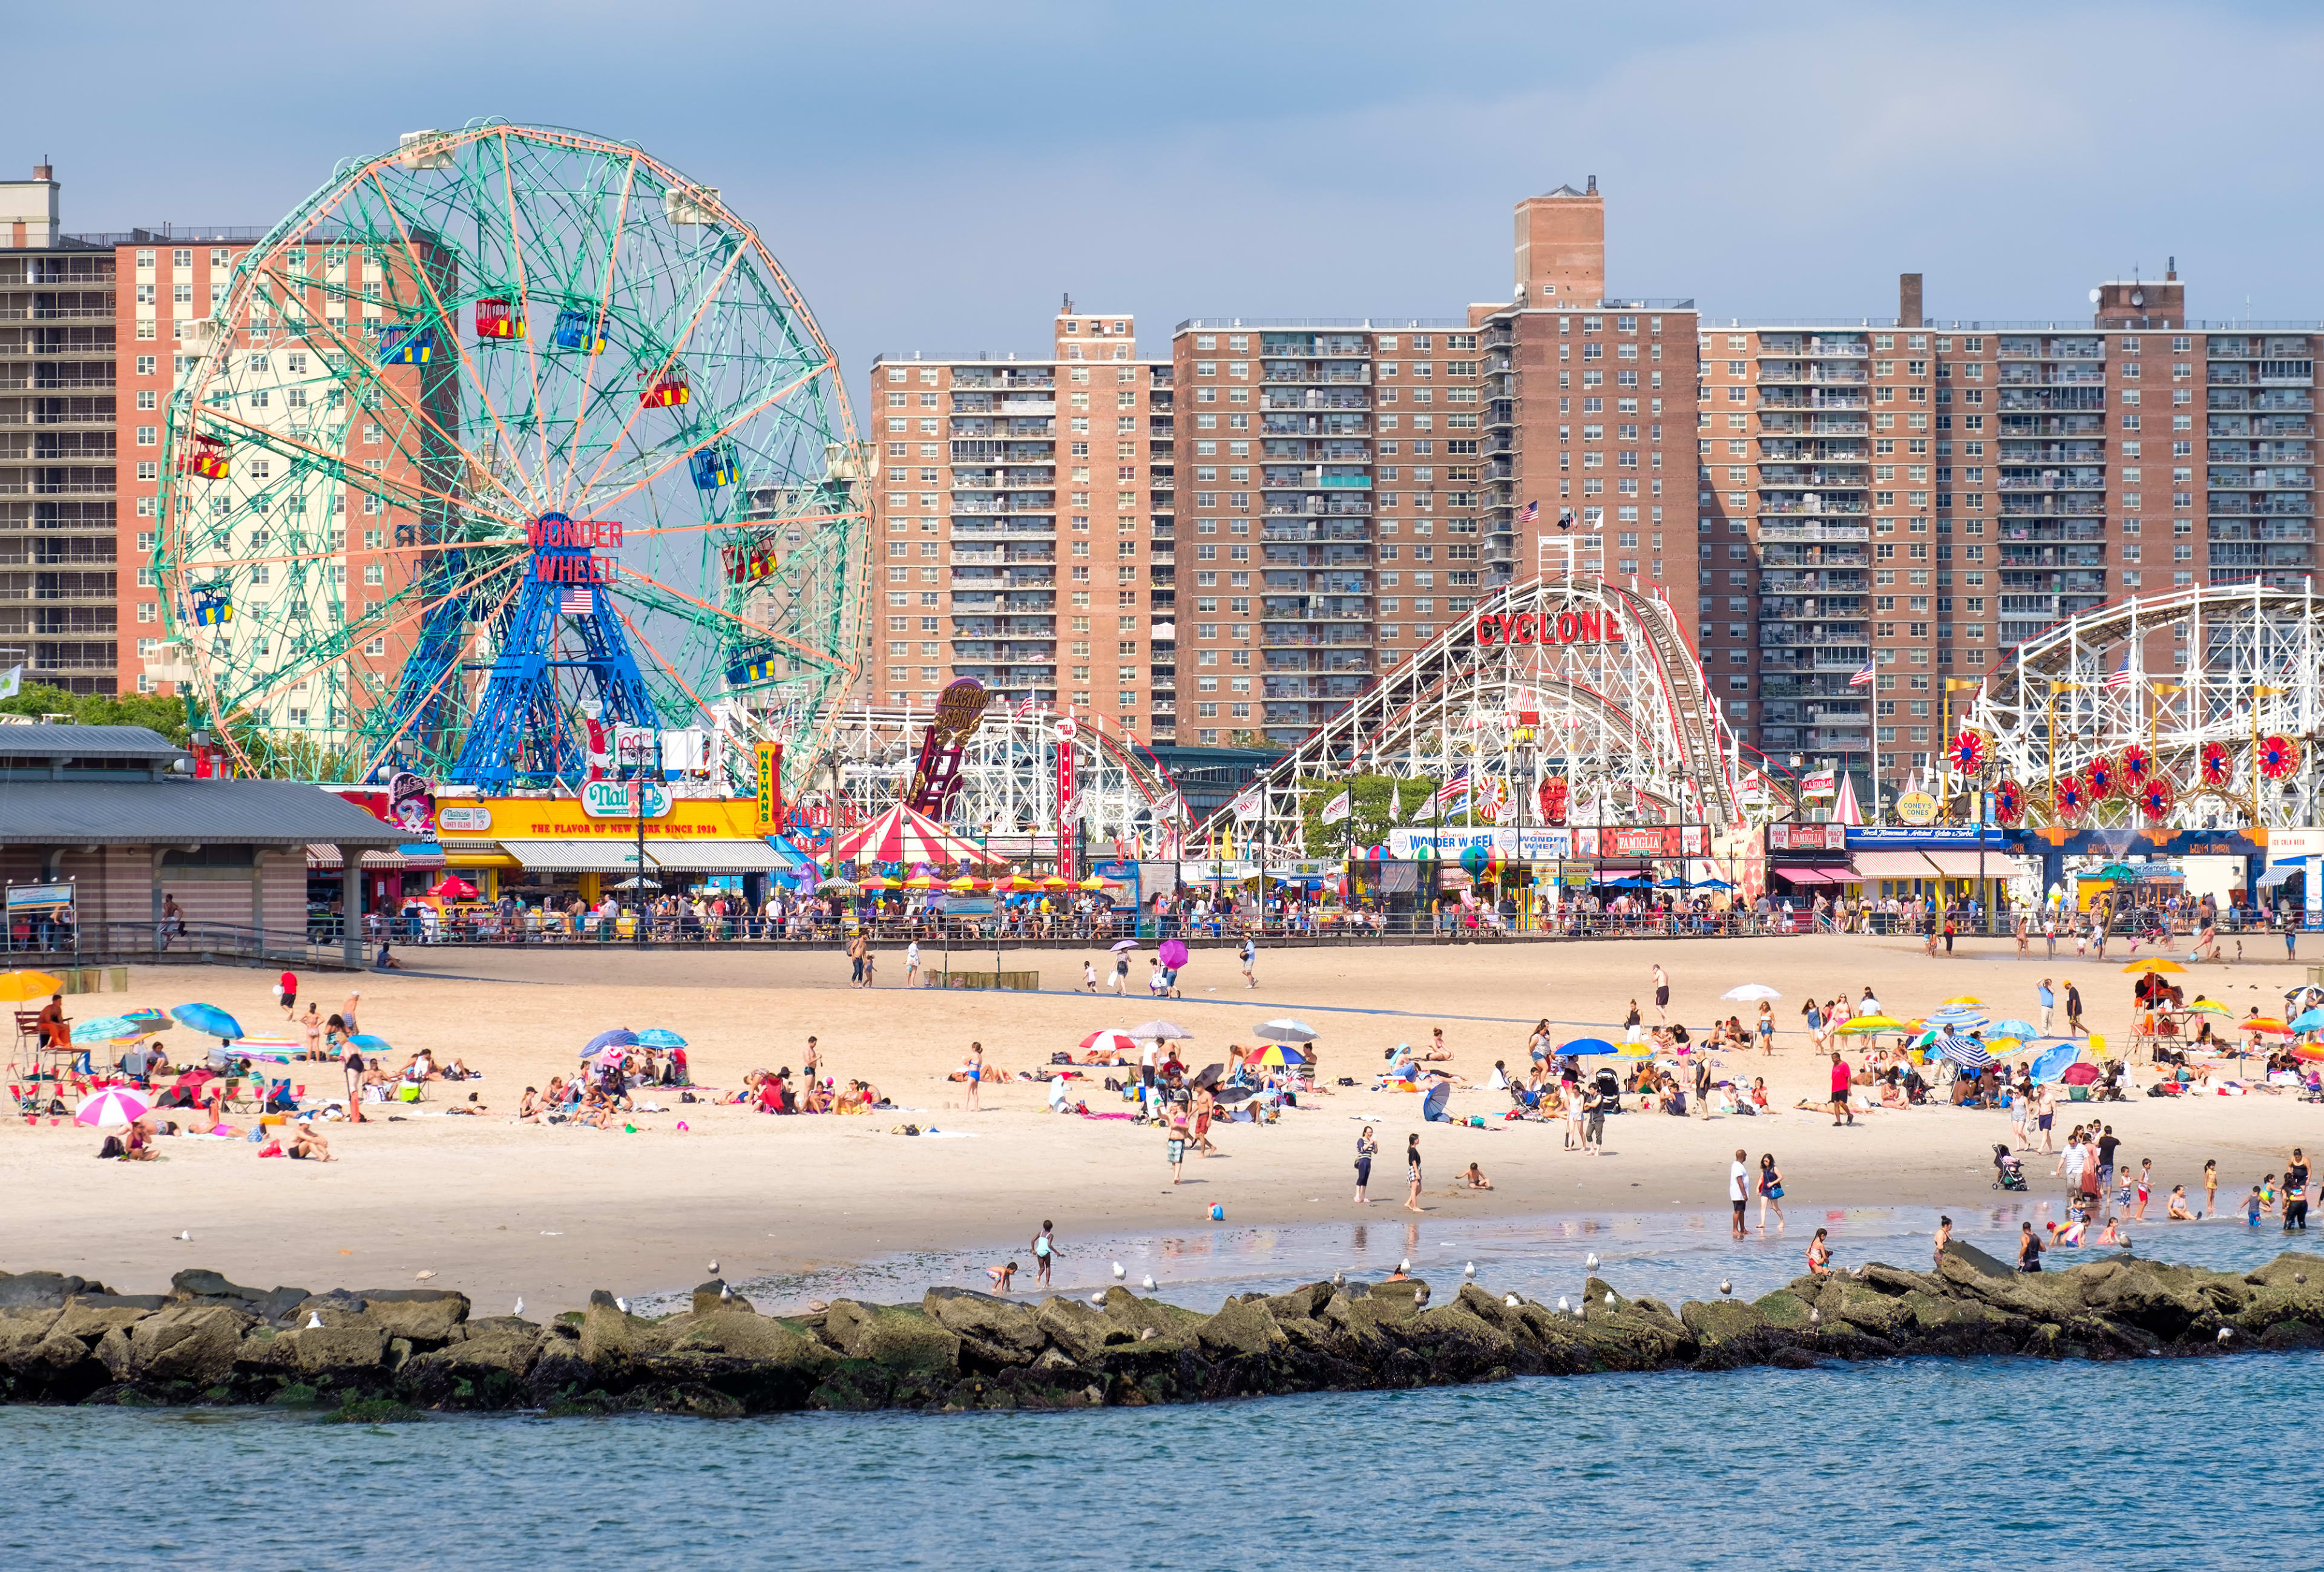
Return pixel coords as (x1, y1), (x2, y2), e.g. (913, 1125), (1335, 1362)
(829, 803), (997, 868)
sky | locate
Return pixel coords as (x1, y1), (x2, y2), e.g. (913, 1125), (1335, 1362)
(13, 0), (2324, 408)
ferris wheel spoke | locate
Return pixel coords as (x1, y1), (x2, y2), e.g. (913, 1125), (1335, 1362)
(581, 361), (831, 520)
(361, 166), (539, 515)
(614, 563), (833, 671)
(566, 237), (752, 508)
(602, 596), (716, 728)
(542, 151), (644, 511)
(352, 568), (526, 783)
(493, 129), (556, 502)
(200, 405), (522, 533)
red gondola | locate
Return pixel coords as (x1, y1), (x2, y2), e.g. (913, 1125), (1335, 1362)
(476, 297), (525, 341)
(642, 370), (690, 409)
(179, 433), (230, 480)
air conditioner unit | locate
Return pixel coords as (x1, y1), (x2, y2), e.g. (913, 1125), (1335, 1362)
(398, 131), (454, 172)
(662, 186), (721, 226)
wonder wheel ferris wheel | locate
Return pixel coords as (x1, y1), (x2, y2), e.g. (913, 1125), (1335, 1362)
(155, 120), (870, 794)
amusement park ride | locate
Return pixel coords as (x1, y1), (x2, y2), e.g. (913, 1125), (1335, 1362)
(148, 123), (2324, 867)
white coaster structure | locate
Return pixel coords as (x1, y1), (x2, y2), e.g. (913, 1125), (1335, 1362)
(809, 706), (1183, 858)
(1967, 580), (2323, 829)
(1223, 576), (1775, 853)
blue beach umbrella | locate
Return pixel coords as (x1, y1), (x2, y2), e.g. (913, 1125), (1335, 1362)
(71, 1013), (165, 1044)
(1420, 1078), (1452, 1122)
(2027, 1042), (2081, 1084)
(2288, 1008), (2324, 1033)
(172, 1002), (243, 1042)
(583, 1028), (640, 1058)
(1935, 1033), (1996, 1070)
(350, 1034), (395, 1053)
(1561, 1038), (1621, 1057)
(1989, 1019), (2040, 1041)
(634, 1028), (688, 1049)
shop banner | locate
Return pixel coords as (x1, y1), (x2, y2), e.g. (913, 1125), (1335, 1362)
(1574, 826), (1706, 859)
(1768, 823), (1848, 853)
(754, 742), (783, 832)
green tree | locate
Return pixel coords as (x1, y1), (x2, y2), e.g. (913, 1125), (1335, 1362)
(0, 681), (193, 745)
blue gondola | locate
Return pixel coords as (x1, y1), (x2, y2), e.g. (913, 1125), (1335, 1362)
(689, 443), (735, 492)
(725, 645), (779, 687)
(379, 323), (436, 364)
(552, 307), (605, 354)
(191, 590), (234, 627)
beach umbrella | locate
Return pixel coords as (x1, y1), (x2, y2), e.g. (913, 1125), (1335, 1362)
(71, 1013), (165, 1045)
(1248, 1044), (1308, 1066)
(2060, 1061), (2101, 1087)
(349, 1034), (395, 1052)
(1928, 1005), (1988, 1024)
(1079, 1030), (1141, 1058)
(1618, 1039), (1653, 1058)
(2243, 1016), (2291, 1036)
(1130, 1020), (1193, 1040)
(816, 877), (861, 894)
(1077, 875), (1120, 890)
(2187, 999), (2236, 1018)
(1721, 984), (1782, 1002)
(1040, 875), (1071, 890)
(1192, 1062), (1225, 1089)
(1110, 938), (1140, 952)
(2289, 1008), (2324, 1033)
(1691, 877), (1736, 890)
(1420, 1079), (1451, 1122)
(2027, 1042), (2081, 1083)
(1939, 995), (1988, 1007)
(1257, 1018), (1319, 1042)
(1934, 1034), (1996, 1070)
(2121, 958), (2185, 975)
(0, 970), (64, 1004)
(2294, 1043), (2324, 1062)
(430, 876), (479, 900)
(172, 1002), (243, 1042)
(1989, 1019), (2040, 1041)
(1836, 1015), (1905, 1034)
(583, 1028), (640, 1057)
(74, 1087), (152, 1128)
(903, 873), (943, 890)
(1158, 938), (1190, 969)
(634, 1028), (688, 1049)
(1560, 1038), (1620, 1056)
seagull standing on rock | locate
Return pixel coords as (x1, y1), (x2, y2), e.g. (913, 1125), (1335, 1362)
(615, 1297), (629, 1314)
(306, 1312), (324, 1329)
(1141, 1275), (1157, 1291)
(513, 1297), (525, 1317)
(1464, 1262), (1476, 1277)
(1112, 1262), (1126, 1279)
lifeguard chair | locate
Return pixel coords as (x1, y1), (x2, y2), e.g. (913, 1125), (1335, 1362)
(476, 297), (525, 341)
(642, 370), (689, 409)
(552, 307), (605, 354)
(379, 323), (436, 364)
(179, 433), (231, 480)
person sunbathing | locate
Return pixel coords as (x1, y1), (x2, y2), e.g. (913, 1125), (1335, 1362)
(572, 1090), (617, 1130)
(835, 1081), (872, 1115)
(121, 1120), (159, 1161)
(287, 1122), (336, 1161)
(799, 1078), (832, 1114)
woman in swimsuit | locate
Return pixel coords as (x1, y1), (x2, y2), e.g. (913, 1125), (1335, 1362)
(2203, 1159), (2219, 1218)
(1757, 1153), (1786, 1233)
(1805, 1228), (1832, 1276)
(964, 1041), (983, 1113)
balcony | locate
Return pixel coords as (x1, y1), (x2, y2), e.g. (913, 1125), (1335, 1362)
(1997, 366), (2107, 386)
(1263, 498), (1372, 517)
(1756, 365), (1870, 386)
(1758, 390), (1869, 410)
(1758, 521), (1871, 542)
(1756, 441), (1868, 462)
(1260, 389), (1370, 412)
(1996, 338), (2104, 360)
(2208, 467), (2313, 490)
(1998, 495), (2107, 518)
(1997, 469), (2107, 492)
(1760, 499), (1869, 516)
(1759, 467), (1868, 490)
(1755, 415), (1868, 436)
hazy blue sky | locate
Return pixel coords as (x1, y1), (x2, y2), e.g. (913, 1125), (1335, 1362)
(15, 1), (2324, 407)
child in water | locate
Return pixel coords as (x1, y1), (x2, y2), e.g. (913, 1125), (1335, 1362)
(2247, 1186), (2265, 1226)
(986, 1260), (1019, 1292)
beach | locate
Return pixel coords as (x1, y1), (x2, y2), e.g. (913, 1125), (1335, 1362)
(3, 935), (2314, 1314)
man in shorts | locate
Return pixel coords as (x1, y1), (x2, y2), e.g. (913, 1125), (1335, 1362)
(1240, 935), (1257, 990)
(2286, 1148), (2311, 1232)
(1586, 1065), (1619, 1153)
(1828, 1050), (1854, 1126)
(1652, 963), (1670, 1024)
(1730, 1148), (1751, 1239)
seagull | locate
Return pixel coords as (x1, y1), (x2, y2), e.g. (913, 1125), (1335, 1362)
(720, 1283), (734, 1303)
(615, 1296), (629, 1314)
(1720, 1280), (1733, 1296)
(306, 1312), (323, 1329)
(1090, 1292), (1107, 1304)
(1810, 1306), (1822, 1324)
(513, 1297), (525, 1317)
(177, 1231), (192, 1241)
(1504, 1294), (1521, 1307)
(415, 1271), (436, 1281)
(1141, 1274), (1157, 1291)
(1399, 1257), (1411, 1273)
(1112, 1261), (1126, 1279)
(1586, 1252), (1598, 1271)
(1464, 1261), (1476, 1277)
(708, 1259), (720, 1275)
(1331, 1270), (1346, 1287)
(1604, 1291), (1615, 1308)
(1557, 1296), (1571, 1314)
(2217, 1326), (2234, 1342)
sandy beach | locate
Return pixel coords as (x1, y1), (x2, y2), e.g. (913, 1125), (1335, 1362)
(4, 934), (2315, 1315)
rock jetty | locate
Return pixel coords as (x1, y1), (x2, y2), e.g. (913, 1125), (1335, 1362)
(2, 1245), (2320, 1416)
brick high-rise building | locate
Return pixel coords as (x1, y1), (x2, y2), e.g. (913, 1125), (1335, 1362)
(1696, 261), (2316, 805)
(866, 305), (1175, 739)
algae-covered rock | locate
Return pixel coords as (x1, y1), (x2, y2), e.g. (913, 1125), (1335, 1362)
(128, 1304), (249, 1387)
(822, 1301), (961, 1378)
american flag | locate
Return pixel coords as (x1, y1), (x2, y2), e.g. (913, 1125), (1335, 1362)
(2102, 654), (2133, 689)
(1434, 767), (1471, 809)
(1849, 661), (1874, 687)
(1520, 500), (1539, 523)
(560, 587), (594, 616)
(1014, 695), (1038, 717)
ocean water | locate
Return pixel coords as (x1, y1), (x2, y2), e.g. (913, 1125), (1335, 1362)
(657, 1197), (2322, 1320)
(2, 1353), (2316, 1569)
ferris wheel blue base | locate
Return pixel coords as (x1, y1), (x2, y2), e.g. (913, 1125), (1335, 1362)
(446, 548), (662, 791)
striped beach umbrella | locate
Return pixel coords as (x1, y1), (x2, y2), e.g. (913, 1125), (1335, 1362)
(1934, 1033), (1996, 1070)
(74, 1087), (153, 1128)
(1247, 1043), (1308, 1066)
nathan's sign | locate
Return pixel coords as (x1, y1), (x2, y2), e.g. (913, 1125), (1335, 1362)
(1472, 606), (1624, 646)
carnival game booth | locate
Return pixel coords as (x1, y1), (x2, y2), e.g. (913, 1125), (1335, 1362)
(1846, 826), (2032, 931)
(418, 791), (796, 912)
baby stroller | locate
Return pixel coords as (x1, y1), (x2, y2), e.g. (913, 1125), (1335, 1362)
(1992, 1143), (2028, 1191)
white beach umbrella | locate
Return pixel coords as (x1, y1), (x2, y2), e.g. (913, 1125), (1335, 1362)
(1256, 1018), (1320, 1042)
(1721, 984), (1782, 1002)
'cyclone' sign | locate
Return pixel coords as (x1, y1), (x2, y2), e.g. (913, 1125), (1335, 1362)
(1472, 607), (1624, 646)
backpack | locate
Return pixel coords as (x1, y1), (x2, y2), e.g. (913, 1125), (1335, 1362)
(96, 1136), (125, 1160)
